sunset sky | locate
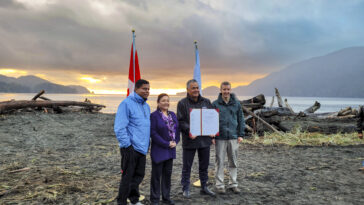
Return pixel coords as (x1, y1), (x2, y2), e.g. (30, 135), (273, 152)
(1, 0), (364, 94)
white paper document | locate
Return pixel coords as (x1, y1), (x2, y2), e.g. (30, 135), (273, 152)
(189, 108), (219, 136)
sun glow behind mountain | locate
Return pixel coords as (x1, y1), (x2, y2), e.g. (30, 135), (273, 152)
(0, 68), (266, 95)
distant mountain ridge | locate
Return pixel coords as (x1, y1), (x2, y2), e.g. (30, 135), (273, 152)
(232, 47), (364, 98)
(177, 47), (364, 98)
(0, 75), (90, 93)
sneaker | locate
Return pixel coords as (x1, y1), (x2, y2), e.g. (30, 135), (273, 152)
(182, 189), (191, 198)
(162, 199), (175, 205)
(230, 187), (241, 194)
(200, 186), (216, 196)
(216, 187), (226, 194)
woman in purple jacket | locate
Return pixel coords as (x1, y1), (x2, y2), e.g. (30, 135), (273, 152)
(150, 93), (180, 205)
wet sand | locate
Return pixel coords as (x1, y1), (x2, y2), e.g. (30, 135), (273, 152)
(0, 112), (363, 204)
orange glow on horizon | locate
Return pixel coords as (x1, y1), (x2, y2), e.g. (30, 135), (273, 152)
(90, 88), (186, 95)
(0, 68), (268, 95)
(0, 68), (28, 77)
(81, 76), (101, 83)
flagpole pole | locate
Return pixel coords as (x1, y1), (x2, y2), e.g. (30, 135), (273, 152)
(194, 40), (202, 95)
(194, 41), (198, 76)
(132, 29), (136, 91)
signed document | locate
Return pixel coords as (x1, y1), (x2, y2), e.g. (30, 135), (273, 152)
(189, 108), (219, 136)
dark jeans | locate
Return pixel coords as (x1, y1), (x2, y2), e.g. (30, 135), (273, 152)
(181, 146), (210, 191)
(117, 147), (146, 205)
(150, 159), (173, 203)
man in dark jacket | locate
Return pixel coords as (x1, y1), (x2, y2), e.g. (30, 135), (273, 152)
(212, 81), (245, 194)
(177, 79), (216, 198)
(357, 105), (364, 139)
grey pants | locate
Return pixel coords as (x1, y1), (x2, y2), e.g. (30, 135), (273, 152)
(215, 139), (239, 189)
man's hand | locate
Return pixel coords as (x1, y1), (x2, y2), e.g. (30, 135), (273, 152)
(169, 141), (177, 148)
(359, 133), (363, 139)
(211, 139), (216, 145)
(237, 137), (243, 143)
(209, 134), (216, 138)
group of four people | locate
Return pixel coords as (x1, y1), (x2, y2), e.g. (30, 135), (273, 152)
(114, 79), (245, 205)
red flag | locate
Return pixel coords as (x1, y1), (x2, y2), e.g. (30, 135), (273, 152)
(127, 44), (141, 96)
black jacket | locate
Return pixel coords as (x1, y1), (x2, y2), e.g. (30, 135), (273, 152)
(357, 106), (364, 134)
(212, 93), (245, 140)
(177, 94), (213, 149)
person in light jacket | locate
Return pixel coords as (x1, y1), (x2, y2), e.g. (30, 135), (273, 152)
(114, 79), (151, 205)
(150, 93), (180, 205)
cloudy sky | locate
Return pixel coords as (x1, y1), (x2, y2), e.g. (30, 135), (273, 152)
(0, 0), (363, 94)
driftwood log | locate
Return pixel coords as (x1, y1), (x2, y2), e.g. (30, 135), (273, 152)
(284, 98), (294, 114)
(304, 101), (321, 114)
(240, 90), (359, 135)
(32, 90), (45, 101)
(242, 106), (282, 134)
(0, 90), (106, 114)
(244, 107), (358, 134)
(275, 88), (284, 107)
(0, 100), (105, 114)
(240, 94), (266, 111)
(39, 96), (51, 101)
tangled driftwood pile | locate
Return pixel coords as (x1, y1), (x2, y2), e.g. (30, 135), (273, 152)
(0, 90), (105, 114)
(241, 88), (359, 135)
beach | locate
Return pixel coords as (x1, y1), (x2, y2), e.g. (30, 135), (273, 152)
(1, 112), (364, 204)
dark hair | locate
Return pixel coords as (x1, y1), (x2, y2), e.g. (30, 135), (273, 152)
(135, 79), (149, 89)
(186, 79), (198, 89)
(157, 93), (169, 103)
(220, 81), (231, 89)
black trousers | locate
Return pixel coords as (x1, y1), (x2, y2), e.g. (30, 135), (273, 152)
(150, 159), (173, 203)
(181, 146), (210, 191)
(117, 147), (146, 205)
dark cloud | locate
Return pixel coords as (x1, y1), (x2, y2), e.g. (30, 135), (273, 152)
(0, 0), (363, 78)
(0, 0), (25, 9)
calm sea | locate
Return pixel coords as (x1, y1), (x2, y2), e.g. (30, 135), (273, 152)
(0, 93), (363, 114)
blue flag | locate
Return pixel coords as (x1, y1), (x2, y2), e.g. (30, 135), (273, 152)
(193, 43), (202, 95)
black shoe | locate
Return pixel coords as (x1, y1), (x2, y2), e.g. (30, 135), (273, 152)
(162, 199), (175, 205)
(182, 189), (191, 198)
(200, 186), (216, 196)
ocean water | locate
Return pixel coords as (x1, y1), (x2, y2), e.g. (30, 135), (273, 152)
(0, 93), (363, 114)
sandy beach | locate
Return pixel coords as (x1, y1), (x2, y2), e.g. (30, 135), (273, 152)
(1, 112), (364, 204)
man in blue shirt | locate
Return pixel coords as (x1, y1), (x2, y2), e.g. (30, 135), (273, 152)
(114, 79), (151, 205)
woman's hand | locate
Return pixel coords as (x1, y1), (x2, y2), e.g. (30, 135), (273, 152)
(169, 141), (177, 148)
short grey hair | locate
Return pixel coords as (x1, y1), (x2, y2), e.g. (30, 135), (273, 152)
(220, 81), (231, 89)
(186, 79), (198, 89)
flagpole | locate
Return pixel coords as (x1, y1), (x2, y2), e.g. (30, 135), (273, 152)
(193, 40), (202, 95)
(132, 29), (136, 91)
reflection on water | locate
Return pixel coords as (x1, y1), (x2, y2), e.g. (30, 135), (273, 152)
(0, 93), (363, 114)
